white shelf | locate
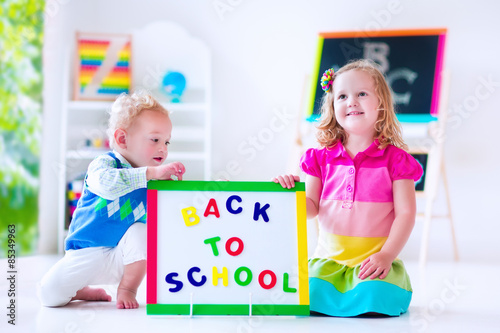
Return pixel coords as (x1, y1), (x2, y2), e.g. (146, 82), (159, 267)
(171, 126), (205, 141)
(57, 21), (212, 254)
(67, 100), (114, 111)
(164, 102), (208, 112)
(67, 149), (206, 161)
(67, 100), (208, 112)
(167, 152), (207, 161)
(66, 149), (110, 160)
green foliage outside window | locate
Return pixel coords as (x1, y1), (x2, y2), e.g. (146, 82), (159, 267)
(0, 0), (44, 257)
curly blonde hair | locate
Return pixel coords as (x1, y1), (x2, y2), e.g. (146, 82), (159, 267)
(107, 90), (169, 149)
(316, 59), (407, 151)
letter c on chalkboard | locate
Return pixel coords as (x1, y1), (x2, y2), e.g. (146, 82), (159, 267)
(187, 266), (207, 287)
(226, 195), (243, 214)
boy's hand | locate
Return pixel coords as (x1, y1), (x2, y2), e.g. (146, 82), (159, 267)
(147, 162), (186, 181)
(272, 174), (300, 189)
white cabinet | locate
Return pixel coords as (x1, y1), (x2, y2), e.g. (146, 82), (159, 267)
(57, 21), (212, 253)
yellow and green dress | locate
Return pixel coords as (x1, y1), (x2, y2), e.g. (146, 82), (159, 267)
(300, 141), (423, 316)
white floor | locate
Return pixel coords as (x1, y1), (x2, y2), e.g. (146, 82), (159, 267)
(1, 255), (499, 333)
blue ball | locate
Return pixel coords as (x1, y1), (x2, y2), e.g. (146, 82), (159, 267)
(161, 72), (187, 103)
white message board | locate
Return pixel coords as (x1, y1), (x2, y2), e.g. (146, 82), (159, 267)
(146, 181), (309, 315)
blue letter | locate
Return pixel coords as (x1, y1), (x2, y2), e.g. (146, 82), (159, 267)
(165, 272), (183, 292)
(226, 195), (243, 214)
(253, 202), (270, 222)
(187, 267), (207, 287)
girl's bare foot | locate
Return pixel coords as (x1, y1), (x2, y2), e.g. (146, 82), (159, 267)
(116, 287), (139, 309)
(72, 286), (112, 302)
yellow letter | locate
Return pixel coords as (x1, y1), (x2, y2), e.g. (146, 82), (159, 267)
(212, 266), (228, 287)
(181, 207), (200, 227)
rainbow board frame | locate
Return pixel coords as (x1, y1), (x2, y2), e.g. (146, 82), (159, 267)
(73, 32), (132, 101)
(308, 28), (447, 123)
(147, 181), (309, 316)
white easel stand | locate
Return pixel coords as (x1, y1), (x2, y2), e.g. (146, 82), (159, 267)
(415, 69), (459, 267)
(418, 158), (459, 267)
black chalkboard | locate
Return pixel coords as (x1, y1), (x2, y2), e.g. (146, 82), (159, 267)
(308, 29), (447, 123)
(411, 153), (428, 191)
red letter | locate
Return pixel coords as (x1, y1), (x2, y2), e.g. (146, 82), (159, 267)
(204, 198), (220, 218)
(258, 270), (277, 290)
(225, 237), (244, 256)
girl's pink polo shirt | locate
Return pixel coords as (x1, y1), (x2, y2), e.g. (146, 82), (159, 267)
(300, 140), (423, 266)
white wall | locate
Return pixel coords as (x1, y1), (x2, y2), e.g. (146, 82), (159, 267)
(40, 0), (500, 262)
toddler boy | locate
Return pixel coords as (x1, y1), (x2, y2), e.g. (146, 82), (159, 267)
(39, 91), (185, 309)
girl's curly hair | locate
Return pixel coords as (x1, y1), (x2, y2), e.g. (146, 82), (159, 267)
(316, 59), (407, 151)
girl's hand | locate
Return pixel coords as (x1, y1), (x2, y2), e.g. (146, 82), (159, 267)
(358, 179), (416, 280)
(147, 162), (186, 181)
(272, 174), (300, 189)
(358, 251), (394, 280)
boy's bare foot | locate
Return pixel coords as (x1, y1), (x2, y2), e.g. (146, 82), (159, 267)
(116, 259), (146, 310)
(72, 286), (112, 302)
(116, 287), (139, 309)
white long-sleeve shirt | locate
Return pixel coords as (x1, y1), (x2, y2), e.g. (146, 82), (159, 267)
(85, 151), (148, 201)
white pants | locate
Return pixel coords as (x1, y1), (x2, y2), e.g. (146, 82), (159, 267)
(38, 222), (146, 307)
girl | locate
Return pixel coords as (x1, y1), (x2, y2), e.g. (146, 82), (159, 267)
(274, 59), (422, 317)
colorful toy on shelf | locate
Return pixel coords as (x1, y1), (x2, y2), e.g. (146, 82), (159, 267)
(160, 71), (186, 103)
(74, 32), (132, 101)
(85, 136), (110, 149)
(67, 179), (84, 227)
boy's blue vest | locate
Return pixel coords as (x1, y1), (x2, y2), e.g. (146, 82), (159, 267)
(65, 152), (147, 251)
